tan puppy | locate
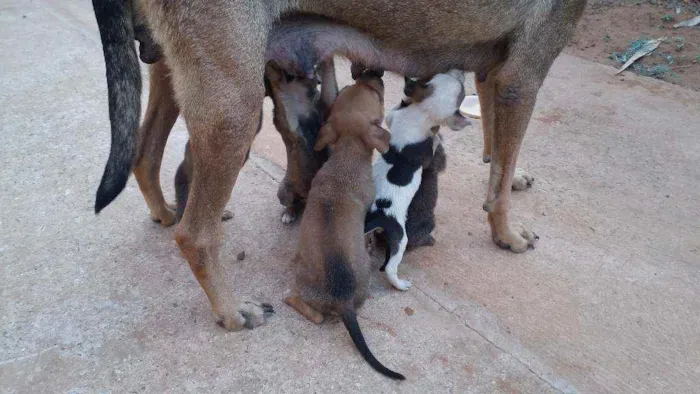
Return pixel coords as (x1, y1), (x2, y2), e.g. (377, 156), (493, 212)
(284, 71), (404, 380)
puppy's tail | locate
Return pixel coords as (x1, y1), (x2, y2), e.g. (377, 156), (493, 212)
(364, 215), (395, 271)
(341, 308), (405, 380)
(92, 0), (142, 213)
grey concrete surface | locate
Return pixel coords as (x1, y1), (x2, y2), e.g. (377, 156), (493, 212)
(1, 1), (699, 393)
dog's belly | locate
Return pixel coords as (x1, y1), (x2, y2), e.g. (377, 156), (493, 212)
(296, 0), (519, 42)
(267, 12), (509, 78)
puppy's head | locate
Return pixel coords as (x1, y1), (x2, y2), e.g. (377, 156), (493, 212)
(314, 73), (390, 154)
(266, 61), (326, 203)
(403, 70), (471, 131)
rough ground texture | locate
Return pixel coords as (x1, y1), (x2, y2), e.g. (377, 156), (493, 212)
(566, 0), (700, 91)
(1, 1), (699, 393)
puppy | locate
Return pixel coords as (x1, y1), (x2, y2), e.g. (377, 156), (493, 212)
(268, 60), (336, 224)
(405, 132), (447, 250)
(365, 70), (470, 291)
(173, 60), (337, 223)
(284, 71), (404, 380)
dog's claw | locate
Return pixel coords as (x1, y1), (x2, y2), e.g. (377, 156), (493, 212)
(221, 210), (234, 221)
(492, 225), (537, 253)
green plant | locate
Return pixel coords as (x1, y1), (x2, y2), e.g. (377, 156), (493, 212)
(673, 36), (685, 51)
(661, 14), (675, 22)
(604, 34), (611, 42)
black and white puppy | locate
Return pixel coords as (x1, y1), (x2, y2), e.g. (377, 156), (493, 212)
(365, 70), (470, 290)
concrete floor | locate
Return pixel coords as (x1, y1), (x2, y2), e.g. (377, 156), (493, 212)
(1, 1), (699, 393)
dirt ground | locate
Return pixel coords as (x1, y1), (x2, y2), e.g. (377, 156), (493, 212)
(566, 0), (700, 91)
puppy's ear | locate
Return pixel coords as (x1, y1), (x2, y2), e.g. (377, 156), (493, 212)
(363, 121), (391, 153)
(404, 76), (434, 102)
(412, 83), (434, 102)
(319, 59), (338, 111)
(351, 62), (365, 80)
(403, 77), (417, 97)
(314, 122), (337, 151)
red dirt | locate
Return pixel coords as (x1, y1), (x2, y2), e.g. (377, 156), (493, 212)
(565, 0), (700, 91)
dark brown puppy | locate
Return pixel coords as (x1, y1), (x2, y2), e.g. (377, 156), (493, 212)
(285, 71), (403, 380)
(405, 133), (447, 250)
(173, 60), (337, 223)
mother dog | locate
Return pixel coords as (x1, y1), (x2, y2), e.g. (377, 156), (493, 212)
(92, 0), (585, 330)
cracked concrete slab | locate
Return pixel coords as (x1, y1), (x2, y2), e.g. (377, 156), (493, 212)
(2, 1), (699, 393)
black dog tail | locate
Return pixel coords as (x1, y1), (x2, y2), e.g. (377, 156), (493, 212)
(341, 308), (405, 380)
(92, 0), (142, 213)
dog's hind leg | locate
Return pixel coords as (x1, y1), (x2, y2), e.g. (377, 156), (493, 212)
(132, 59), (179, 226)
(150, 5), (274, 330)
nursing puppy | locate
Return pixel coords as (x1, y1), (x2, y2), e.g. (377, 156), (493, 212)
(405, 133), (447, 250)
(173, 60), (337, 223)
(365, 70), (470, 291)
(269, 61), (336, 224)
(285, 71), (404, 380)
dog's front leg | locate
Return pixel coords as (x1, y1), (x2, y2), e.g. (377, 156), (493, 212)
(175, 96), (272, 329)
(147, 7), (275, 329)
(132, 59), (179, 226)
(482, 70), (540, 253)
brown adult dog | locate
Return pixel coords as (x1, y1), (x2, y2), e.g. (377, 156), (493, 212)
(284, 71), (403, 380)
(92, 0), (586, 330)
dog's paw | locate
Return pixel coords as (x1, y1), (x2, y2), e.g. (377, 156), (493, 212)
(511, 168), (535, 191)
(150, 206), (177, 227)
(221, 209), (234, 221)
(215, 300), (274, 331)
(281, 207), (298, 224)
(492, 224), (538, 253)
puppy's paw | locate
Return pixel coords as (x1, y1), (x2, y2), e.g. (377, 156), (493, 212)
(511, 168), (535, 191)
(281, 207), (298, 224)
(215, 300), (274, 331)
(221, 209), (234, 221)
(393, 279), (413, 291)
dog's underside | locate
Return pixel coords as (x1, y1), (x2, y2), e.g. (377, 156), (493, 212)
(93, 0), (585, 330)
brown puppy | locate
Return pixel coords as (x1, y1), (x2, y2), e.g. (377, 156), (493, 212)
(285, 71), (403, 380)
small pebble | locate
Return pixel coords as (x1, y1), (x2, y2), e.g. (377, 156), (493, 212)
(237, 251), (246, 261)
(404, 307), (414, 316)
